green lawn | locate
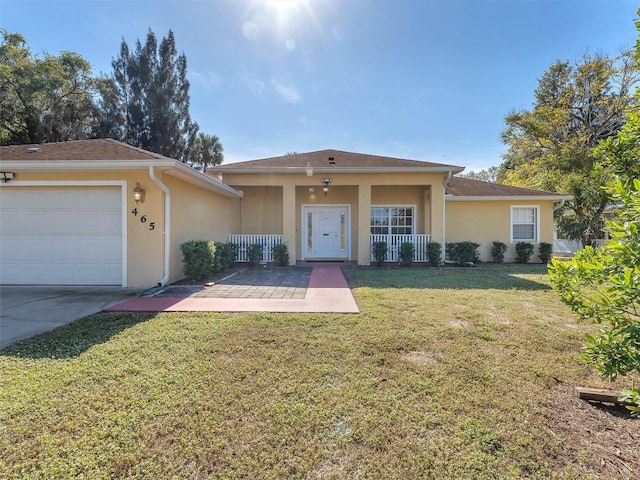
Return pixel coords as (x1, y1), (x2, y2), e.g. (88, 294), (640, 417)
(0, 265), (620, 479)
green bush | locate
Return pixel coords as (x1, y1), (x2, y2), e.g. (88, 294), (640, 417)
(398, 242), (415, 267)
(247, 243), (263, 266)
(372, 241), (387, 267)
(214, 242), (237, 271)
(446, 241), (480, 266)
(491, 241), (508, 264)
(180, 239), (215, 280)
(272, 242), (290, 266)
(426, 241), (442, 267)
(538, 242), (553, 264)
(515, 241), (534, 263)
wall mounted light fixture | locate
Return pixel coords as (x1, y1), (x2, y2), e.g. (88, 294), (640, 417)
(1, 172), (15, 183)
(133, 182), (145, 203)
(305, 162), (314, 177)
(321, 177), (332, 196)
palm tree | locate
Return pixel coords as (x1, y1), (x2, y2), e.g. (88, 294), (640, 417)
(189, 132), (223, 170)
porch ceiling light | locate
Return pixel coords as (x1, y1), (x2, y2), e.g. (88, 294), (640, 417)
(133, 182), (145, 203)
(305, 162), (314, 177)
(321, 177), (332, 196)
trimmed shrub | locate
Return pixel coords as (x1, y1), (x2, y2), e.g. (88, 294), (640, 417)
(247, 243), (263, 266)
(272, 242), (290, 266)
(398, 242), (415, 267)
(538, 241), (553, 264)
(446, 241), (480, 266)
(372, 241), (388, 267)
(491, 241), (508, 264)
(180, 239), (215, 280)
(426, 241), (442, 267)
(515, 241), (534, 263)
(214, 242), (237, 272)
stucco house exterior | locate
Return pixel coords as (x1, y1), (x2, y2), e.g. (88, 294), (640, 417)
(0, 140), (569, 288)
(0, 139), (242, 288)
(211, 150), (569, 266)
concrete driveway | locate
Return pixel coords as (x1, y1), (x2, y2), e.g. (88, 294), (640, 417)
(0, 286), (139, 349)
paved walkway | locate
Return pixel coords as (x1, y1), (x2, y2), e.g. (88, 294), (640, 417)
(155, 267), (311, 300)
(104, 266), (359, 314)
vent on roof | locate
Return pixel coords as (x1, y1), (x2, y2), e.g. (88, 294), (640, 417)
(328, 156), (335, 165)
(27, 147), (40, 153)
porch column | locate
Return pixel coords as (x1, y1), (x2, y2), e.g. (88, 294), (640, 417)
(430, 178), (446, 253)
(282, 183), (296, 265)
(357, 183), (371, 265)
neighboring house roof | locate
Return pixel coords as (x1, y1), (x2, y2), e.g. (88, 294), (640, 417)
(446, 176), (570, 201)
(213, 149), (465, 174)
(0, 139), (242, 198)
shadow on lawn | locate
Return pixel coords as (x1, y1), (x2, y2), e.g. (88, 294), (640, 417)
(0, 312), (155, 359)
(342, 264), (552, 291)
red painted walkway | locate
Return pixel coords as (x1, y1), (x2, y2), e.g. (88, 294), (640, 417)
(104, 266), (359, 314)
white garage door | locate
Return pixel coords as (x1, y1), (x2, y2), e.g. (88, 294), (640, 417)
(0, 187), (123, 285)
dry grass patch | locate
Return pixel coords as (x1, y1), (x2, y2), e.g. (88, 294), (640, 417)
(0, 265), (637, 479)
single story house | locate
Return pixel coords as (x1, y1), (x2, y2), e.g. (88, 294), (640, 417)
(0, 140), (569, 288)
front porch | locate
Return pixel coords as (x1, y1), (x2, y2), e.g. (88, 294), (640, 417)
(222, 172), (447, 266)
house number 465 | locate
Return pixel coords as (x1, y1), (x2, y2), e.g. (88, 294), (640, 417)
(131, 208), (156, 230)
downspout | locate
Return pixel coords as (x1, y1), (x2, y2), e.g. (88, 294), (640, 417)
(149, 166), (171, 286)
(239, 191), (245, 234)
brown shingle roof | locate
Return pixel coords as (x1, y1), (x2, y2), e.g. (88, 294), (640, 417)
(446, 176), (566, 197)
(0, 139), (168, 161)
(215, 149), (463, 171)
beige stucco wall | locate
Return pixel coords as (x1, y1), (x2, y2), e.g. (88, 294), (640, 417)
(445, 199), (556, 263)
(223, 172), (446, 264)
(7, 170), (238, 288)
(162, 173), (238, 285)
(234, 186), (283, 234)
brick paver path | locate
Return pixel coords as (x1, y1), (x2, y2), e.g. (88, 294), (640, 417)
(156, 267), (312, 299)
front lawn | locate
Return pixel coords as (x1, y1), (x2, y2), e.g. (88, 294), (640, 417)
(1, 265), (636, 479)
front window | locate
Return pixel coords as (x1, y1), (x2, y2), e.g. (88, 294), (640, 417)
(511, 206), (539, 242)
(371, 207), (414, 235)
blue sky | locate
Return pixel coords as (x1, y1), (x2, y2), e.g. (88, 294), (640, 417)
(2, 0), (637, 170)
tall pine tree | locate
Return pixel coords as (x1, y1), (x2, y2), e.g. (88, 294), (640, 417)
(103, 29), (198, 162)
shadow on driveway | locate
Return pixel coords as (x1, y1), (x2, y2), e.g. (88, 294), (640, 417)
(0, 286), (139, 350)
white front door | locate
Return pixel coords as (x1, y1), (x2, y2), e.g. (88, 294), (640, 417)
(303, 206), (350, 259)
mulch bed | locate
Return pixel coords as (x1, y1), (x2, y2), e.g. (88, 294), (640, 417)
(542, 382), (638, 479)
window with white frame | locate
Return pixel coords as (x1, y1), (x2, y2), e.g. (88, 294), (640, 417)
(370, 207), (414, 235)
(511, 206), (539, 242)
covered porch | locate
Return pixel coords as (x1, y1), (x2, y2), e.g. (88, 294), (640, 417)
(227, 180), (446, 266)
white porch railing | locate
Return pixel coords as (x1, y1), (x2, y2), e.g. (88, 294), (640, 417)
(370, 234), (431, 263)
(229, 234), (284, 263)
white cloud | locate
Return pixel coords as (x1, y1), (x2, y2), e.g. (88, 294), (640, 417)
(191, 70), (222, 88)
(239, 73), (266, 96)
(271, 79), (302, 104)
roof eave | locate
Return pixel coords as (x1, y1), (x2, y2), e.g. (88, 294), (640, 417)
(0, 159), (243, 198)
(216, 166), (466, 174)
(0, 159), (177, 170)
(164, 162), (243, 198)
(446, 195), (572, 201)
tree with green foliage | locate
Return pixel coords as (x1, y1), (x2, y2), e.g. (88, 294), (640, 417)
(500, 51), (639, 247)
(103, 29), (199, 162)
(0, 30), (103, 145)
(458, 166), (500, 183)
(189, 132), (224, 170)
(549, 86), (640, 416)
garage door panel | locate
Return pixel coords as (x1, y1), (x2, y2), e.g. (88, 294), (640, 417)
(0, 187), (123, 285)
